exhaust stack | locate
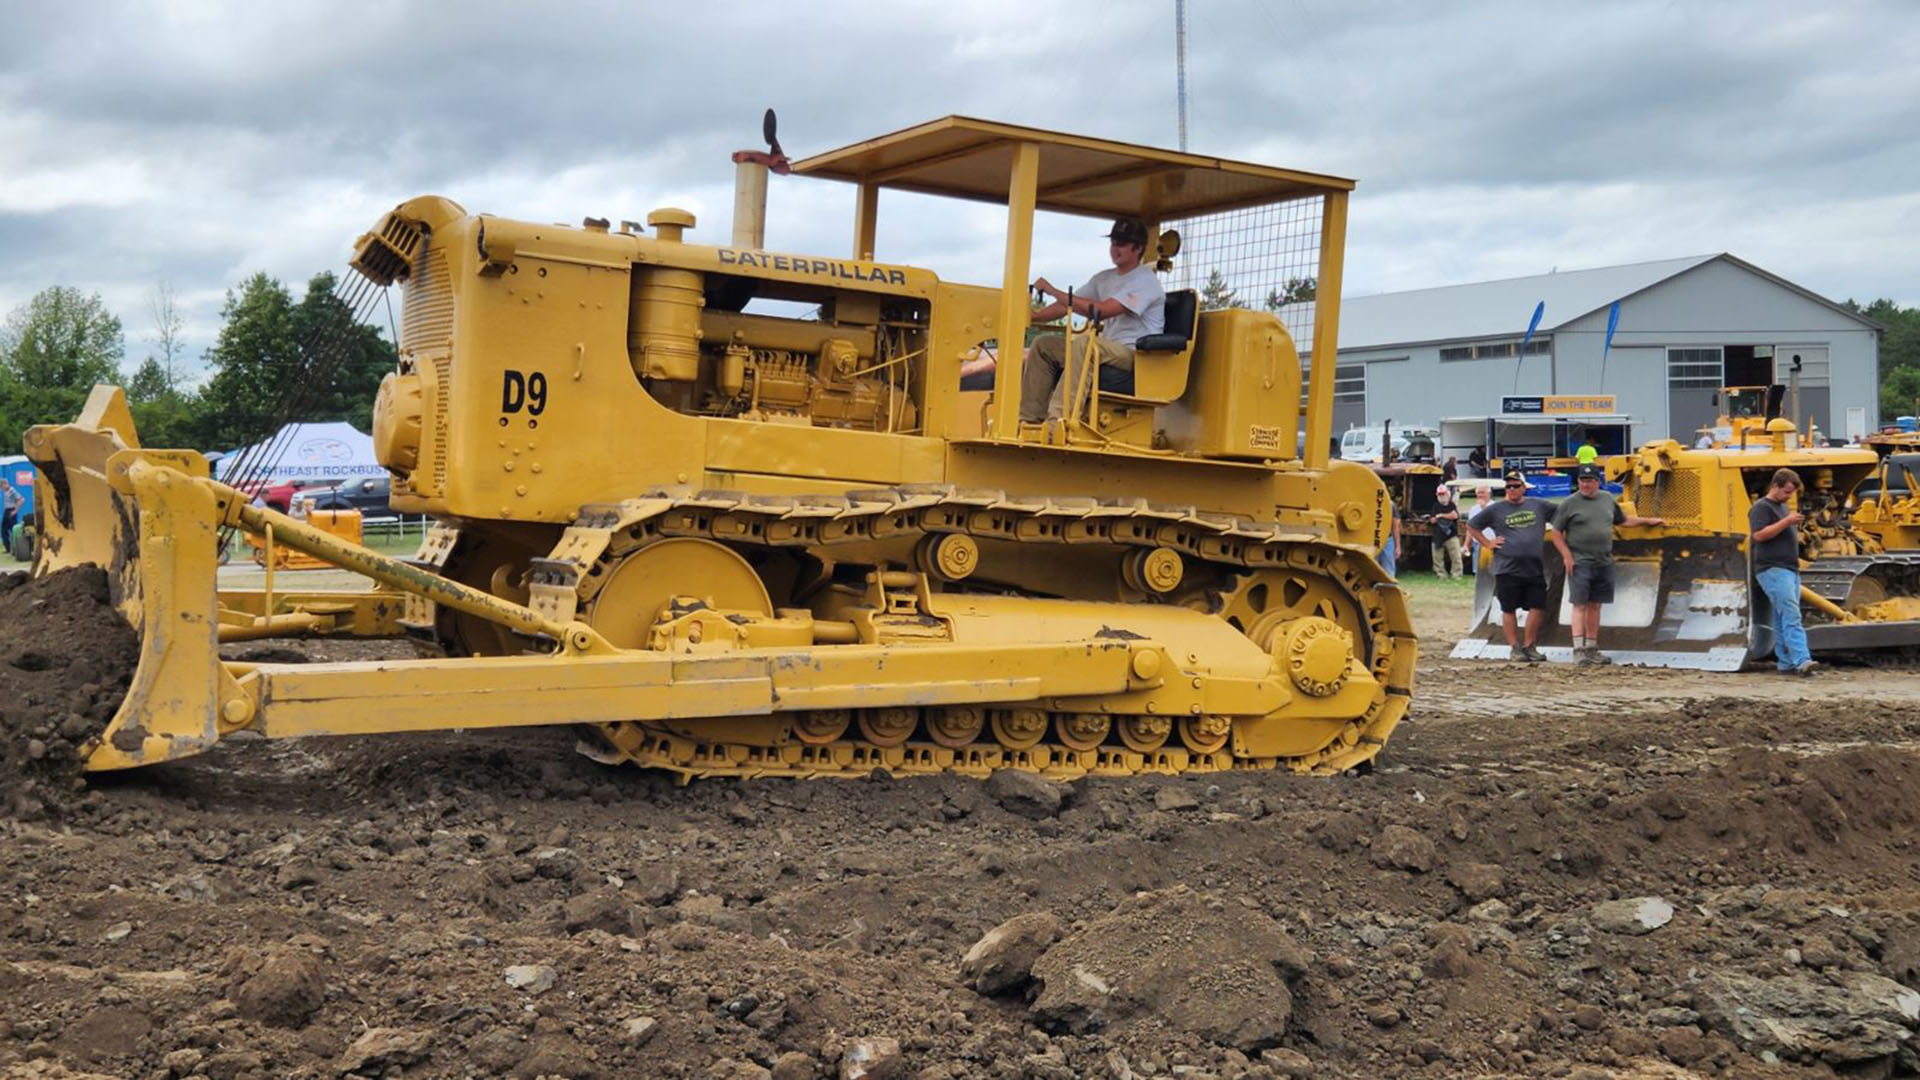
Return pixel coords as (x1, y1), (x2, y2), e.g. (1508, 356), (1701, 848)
(730, 108), (789, 250)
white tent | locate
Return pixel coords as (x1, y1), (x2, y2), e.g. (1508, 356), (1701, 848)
(215, 421), (383, 485)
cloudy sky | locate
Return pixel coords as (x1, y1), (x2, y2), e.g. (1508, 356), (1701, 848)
(1, 0), (1915, 381)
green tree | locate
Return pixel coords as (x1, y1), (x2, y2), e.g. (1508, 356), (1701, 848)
(1853, 298), (1920, 421)
(195, 271), (394, 450)
(1199, 268), (1237, 311)
(1264, 276), (1317, 309)
(196, 272), (298, 449)
(292, 271), (394, 434)
(0, 286), (123, 389)
(0, 286), (125, 452)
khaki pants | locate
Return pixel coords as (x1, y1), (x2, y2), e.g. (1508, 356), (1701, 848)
(1021, 332), (1136, 423)
(1432, 536), (1462, 579)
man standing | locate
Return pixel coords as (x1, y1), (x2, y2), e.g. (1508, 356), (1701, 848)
(1464, 472), (1555, 662)
(1429, 484), (1463, 579)
(0, 483), (19, 554)
(1550, 463), (1664, 665)
(1020, 218), (1165, 424)
(1751, 468), (1817, 675)
(1575, 435), (1600, 466)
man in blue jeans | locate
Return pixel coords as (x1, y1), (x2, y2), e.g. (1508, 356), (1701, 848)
(1749, 468), (1817, 675)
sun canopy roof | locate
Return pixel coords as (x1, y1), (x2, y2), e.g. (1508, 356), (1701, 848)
(792, 116), (1353, 220)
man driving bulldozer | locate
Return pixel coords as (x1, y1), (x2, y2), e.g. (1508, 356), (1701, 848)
(959, 217), (1165, 422)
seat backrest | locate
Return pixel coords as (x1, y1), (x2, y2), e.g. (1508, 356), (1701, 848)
(1134, 289), (1197, 353)
(1163, 288), (1197, 341)
(1119, 289), (1200, 404)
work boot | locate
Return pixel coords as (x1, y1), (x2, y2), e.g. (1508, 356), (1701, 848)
(1520, 645), (1546, 663)
(1794, 660), (1821, 677)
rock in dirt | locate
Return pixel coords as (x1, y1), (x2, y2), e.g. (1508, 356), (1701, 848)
(1259, 1047), (1315, 1078)
(1444, 862), (1506, 901)
(503, 963), (558, 994)
(223, 946), (328, 1028)
(532, 846), (582, 880)
(1029, 886), (1309, 1052)
(1371, 824), (1435, 873)
(337, 1027), (431, 1074)
(769, 1051), (816, 1080)
(562, 889), (638, 935)
(1153, 786), (1200, 812)
(1697, 970), (1920, 1065)
(985, 769), (1067, 819)
(1590, 896), (1674, 935)
(961, 912), (1064, 995)
(839, 1036), (905, 1079)
(620, 1015), (658, 1046)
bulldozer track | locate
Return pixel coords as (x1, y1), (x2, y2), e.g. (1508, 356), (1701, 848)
(438, 484), (1417, 781)
(1800, 553), (1920, 607)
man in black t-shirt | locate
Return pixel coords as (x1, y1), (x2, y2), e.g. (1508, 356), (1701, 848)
(1463, 471), (1556, 662)
(1750, 468), (1816, 675)
(1429, 484), (1463, 579)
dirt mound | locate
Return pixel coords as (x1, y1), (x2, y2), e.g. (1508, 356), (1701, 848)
(7, 596), (1920, 1077)
(0, 568), (137, 820)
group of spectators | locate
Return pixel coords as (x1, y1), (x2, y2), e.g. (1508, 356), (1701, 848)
(1385, 463), (1819, 673)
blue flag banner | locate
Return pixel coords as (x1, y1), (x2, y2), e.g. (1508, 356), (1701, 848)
(1599, 301), (1622, 388)
(1512, 301), (1546, 392)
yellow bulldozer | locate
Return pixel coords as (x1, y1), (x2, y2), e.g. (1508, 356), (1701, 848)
(1452, 417), (1920, 669)
(26, 116), (1414, 780)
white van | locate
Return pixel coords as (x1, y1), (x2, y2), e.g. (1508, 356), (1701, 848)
(1339, 425), (1435, 463)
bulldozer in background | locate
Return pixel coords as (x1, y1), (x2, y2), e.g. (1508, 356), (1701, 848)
(26, 116), (1414, 780)
(1452, 416), (1920, 670)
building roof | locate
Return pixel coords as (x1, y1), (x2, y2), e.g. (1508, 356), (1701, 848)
(1338, 253), (1878, 351)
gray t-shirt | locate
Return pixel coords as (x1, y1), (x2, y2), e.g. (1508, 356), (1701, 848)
(1080, 265), (1166, 347)
(1469, 497), (1554, 578)
(1749, 497), (1799, 573)
(1551, 491), (1627, 565)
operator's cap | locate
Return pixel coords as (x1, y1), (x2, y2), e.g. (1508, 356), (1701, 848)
(1104, 217), (1148, 247)
(1575, 463), (1603, 480)
(1502, 470), (1529, 487)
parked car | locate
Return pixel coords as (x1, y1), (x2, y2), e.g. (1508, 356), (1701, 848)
(299, 476), (393, 517)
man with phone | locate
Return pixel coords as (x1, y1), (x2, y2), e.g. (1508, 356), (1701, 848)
(1750, 468), (1817, 675)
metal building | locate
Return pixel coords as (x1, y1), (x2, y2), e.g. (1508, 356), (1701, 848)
(1334, 254), (1882, 447)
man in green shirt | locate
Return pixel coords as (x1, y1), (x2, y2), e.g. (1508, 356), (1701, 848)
(1549, 464), (1663, 665)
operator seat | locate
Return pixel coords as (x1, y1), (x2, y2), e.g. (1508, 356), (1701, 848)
(1106, 288), (1198, 405)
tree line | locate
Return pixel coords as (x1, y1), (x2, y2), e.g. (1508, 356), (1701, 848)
(0, 272), (393, 457)
(1851, 299), (1920, 421)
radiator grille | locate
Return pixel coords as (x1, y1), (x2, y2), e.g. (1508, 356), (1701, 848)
(400, 237), (454, 354)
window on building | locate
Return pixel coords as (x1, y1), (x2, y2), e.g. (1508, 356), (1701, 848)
(1439, 338), (1551, 363)
(1667, 347), (1723, 389)
(1333, 364), (1366, 405)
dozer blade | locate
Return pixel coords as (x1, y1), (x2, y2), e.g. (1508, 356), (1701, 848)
(1450, 534), (1754, 670)
(23, 386), (149, 625)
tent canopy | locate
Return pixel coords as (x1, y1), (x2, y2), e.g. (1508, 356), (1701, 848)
(215, 422), (382, 486)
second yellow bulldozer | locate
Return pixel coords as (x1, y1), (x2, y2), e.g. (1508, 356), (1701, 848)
(27, 117), (1414, 780)
(1453, 416), (1920, 669)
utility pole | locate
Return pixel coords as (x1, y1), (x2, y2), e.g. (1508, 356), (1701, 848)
(1175, 0), (1189, 150)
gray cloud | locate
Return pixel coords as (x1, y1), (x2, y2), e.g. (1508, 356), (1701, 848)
(0, 0), (1913, 385)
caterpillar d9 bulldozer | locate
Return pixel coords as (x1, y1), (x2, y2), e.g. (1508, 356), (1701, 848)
(29, 116), (1414, 780)
(1452, 418), (1920, 669)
